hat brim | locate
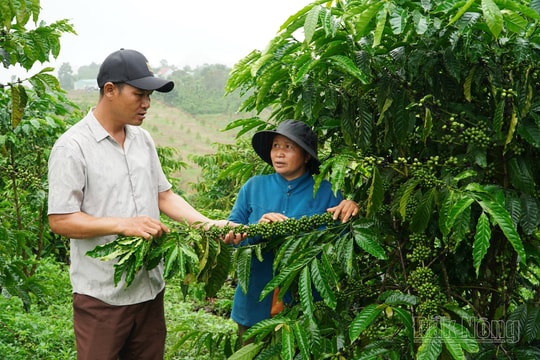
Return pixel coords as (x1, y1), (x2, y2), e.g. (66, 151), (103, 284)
(126, 76), (174, 92)
(252, 130), (320, 167)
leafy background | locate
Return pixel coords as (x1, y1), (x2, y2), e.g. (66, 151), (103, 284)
(2, 0), (540, 359)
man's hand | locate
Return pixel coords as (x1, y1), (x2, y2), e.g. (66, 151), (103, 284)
(212, 220), (246, 245)
(48, 212), (169, 240)
(117, 216), (170, 240)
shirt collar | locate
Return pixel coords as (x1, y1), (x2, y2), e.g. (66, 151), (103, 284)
(87, 109), (133, 143)
(87, 109), (110, 142)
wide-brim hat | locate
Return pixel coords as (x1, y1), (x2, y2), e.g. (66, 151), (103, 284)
(252, 119), (320, 171)
(97, 49), (174, 92)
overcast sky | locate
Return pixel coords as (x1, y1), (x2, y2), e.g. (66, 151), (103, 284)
(2, 0), (311, 82)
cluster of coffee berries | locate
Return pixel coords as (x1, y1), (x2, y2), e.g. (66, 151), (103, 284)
(336, 277), (374, 308)
(459, 126), (491, 149)
(407, 233), (435, 263)
(407, 267), (436, 291)
(407, 244), (433, 263)
(495, 253), (512, 296)
(207, 212), (337, 240)
(402, 197), (419, 222)
(409, 233), (428, 244)
(407, 266), (446, 318)
(417, 299), (440, 318)
(412, 168), (441, 189)
(505, 142), (525, 156)
(443, 118), (491, 149)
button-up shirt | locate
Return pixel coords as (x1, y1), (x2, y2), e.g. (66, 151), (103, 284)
(48, 110), (171, 305)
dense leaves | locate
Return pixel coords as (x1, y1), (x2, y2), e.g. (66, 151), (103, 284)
(1, 0), (77, 309)
(217, 0), (540, 358)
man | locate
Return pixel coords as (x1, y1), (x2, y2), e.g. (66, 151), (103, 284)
(47, 48), (237, 359)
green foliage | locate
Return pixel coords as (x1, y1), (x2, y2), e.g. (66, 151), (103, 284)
(0, 1), (75, 71)
(220, 0), (540, 358)
(86, 222), (212, 291)
(1, 0), (78, 308)
(163, 281), (238, 360)
(86, 213), (354, 358)
(189, 137), (268, 210)
(157, 145), (188, 194)
(0, 259), (239, 360)
(0, 258), (75, 359)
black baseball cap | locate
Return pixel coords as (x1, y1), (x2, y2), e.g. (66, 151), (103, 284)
(252, 119), (321, 174)
(97, 49), (174, 92)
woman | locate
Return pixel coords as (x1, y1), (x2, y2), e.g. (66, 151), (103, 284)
(227, 119), (358, 344)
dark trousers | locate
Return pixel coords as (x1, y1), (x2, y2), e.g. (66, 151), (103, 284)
(73, 290), (166, 360)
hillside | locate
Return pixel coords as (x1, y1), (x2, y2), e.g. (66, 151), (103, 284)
(66, 90), (239, 194)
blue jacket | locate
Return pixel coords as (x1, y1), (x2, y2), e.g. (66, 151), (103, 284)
(228, 172), (343, 327)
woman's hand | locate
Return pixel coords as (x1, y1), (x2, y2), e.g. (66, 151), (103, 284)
(258, 212), (288, 224)
(327, 199), (359, 223)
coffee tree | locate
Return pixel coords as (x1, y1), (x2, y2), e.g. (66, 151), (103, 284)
(218, 0), (540, 358)
(0, 0), (76, 309)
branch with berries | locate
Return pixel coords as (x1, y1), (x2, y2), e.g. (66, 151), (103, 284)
(86, 212), (340, 295)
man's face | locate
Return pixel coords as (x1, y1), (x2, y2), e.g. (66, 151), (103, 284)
(113, 83), (153, 126)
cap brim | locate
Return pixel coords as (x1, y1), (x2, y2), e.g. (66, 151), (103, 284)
(126, 76), (174, 92)
(252, 130), (320, 167)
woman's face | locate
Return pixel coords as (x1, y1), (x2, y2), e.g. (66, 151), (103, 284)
(270, 134), (311, 181)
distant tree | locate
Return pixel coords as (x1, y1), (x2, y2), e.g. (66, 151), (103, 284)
(160, 59), (169, 67)
(163, 64), (242, 115)
(77, 62), (100, 80)
(199, 64), (230, 92)
(58, 62), (75, 90)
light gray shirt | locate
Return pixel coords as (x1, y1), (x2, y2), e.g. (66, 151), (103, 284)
(47, 110), (171, 305)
